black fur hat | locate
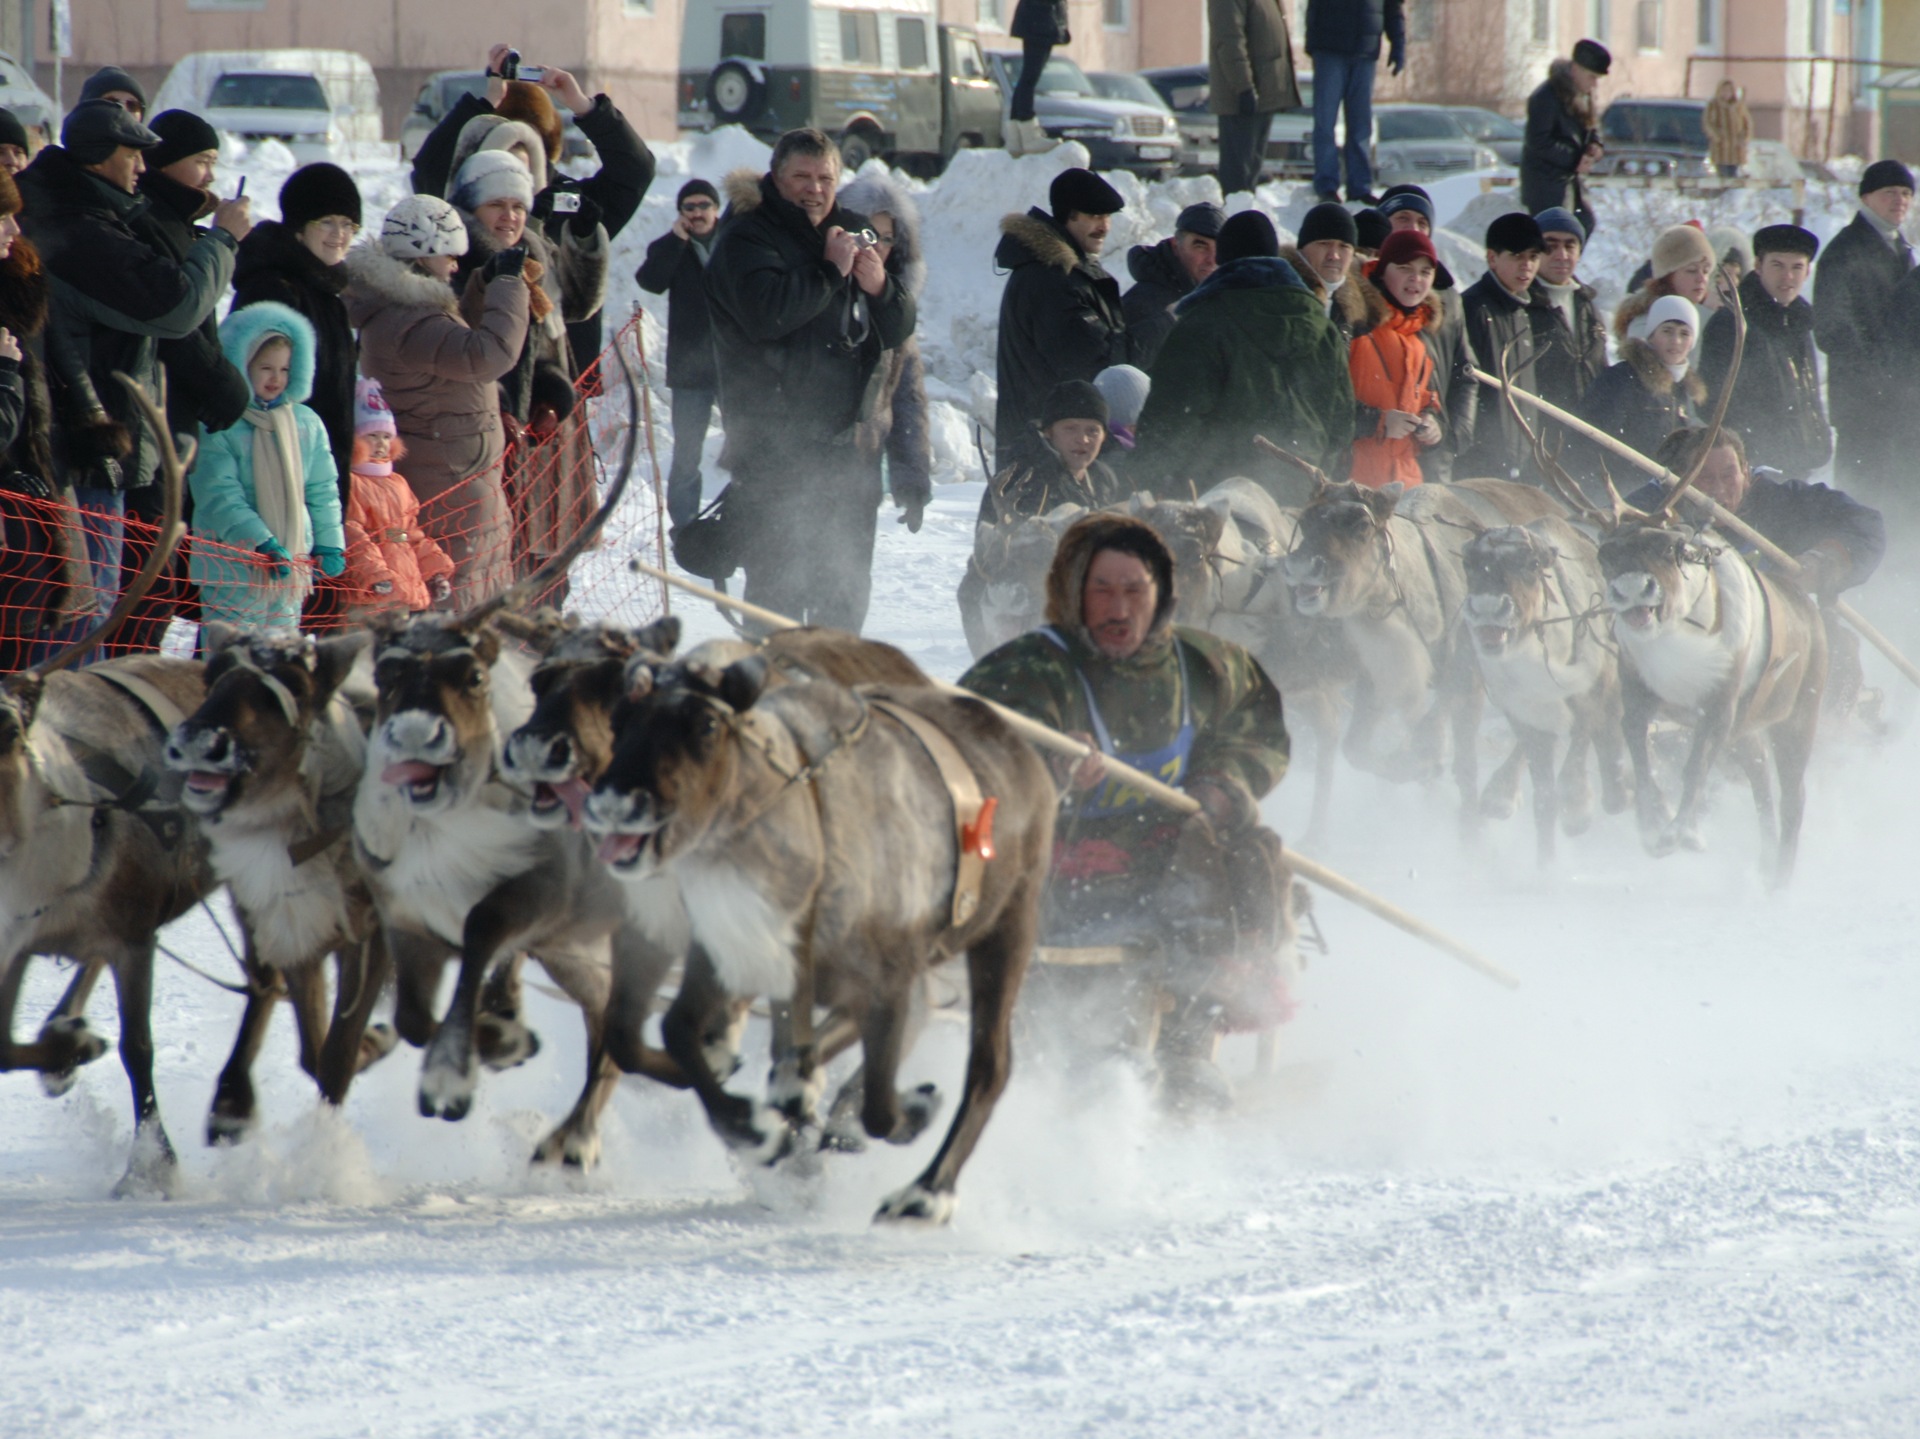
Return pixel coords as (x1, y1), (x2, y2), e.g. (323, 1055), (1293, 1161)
(1049, 167), (1124, 219)
(1752, 223), (1819, 261)
(280, 162), (363, 231)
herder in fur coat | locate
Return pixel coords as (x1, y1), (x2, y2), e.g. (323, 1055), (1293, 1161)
(1348, 228), (1447, 489)
(1520, 40), (1608, 232)
(1134, 210), (1352, 503)
(448, 146), (608, 581)
(189, 303), (344, 629)
(839, 171), (934, 534)
(345, 194), (531, 606)
(994, 167), (1132, 472)
(702, 129), (916, 630)
(1576, 294), (1704, 485)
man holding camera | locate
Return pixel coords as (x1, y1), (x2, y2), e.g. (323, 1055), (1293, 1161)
(1521, 39), (1608, 237)
(637, 179), (722, 529)
(704, 128), (916, 631)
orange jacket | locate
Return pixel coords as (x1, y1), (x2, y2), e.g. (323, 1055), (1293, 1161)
(343, 465), (456, 612)
(1348, 275), (1439, 490)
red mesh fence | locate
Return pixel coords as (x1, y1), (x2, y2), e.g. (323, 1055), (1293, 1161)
(0, 312), (669, 666)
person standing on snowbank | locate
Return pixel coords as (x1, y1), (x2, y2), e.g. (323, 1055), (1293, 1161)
(636, 178), (721, 529)
(1815, 160), (1915, 497)
(1520, 38), (1607, 235)
(1211, 0), (1301, 198)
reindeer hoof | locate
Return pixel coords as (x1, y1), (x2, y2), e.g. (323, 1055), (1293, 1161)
(37, 1017), (108, 1096)
(874, 1182), (956, 1226)
(206, 1108), (253, 1147)
(1479, 789), (1517, 821)
(113, 1127), (179, 1200)
(819, 1122), (867, 1155)
(892, 1082), (943, 1144)
(718, 1102), (800, 1167)
(533, 1128), (601, 1171)
(475, 1015), (540, 1072)
(767, 1057), (827, 1127)
(356, 1023), (400, 1074)
(417, 1053), (477, 1121)
(1673, 821), (1707, 852)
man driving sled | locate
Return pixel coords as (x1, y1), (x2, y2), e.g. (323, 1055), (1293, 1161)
(960, 513), (1294, 1110)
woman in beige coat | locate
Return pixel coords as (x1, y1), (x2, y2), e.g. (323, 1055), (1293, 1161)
(1705, 80), (1752, 178)
(345, 193), (530, 605)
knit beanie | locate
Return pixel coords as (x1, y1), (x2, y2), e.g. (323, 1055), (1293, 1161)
(1860, 159), (1916, 197)
(1216, 209), (1281, 264)
(1533, 206), (1586, 243)
(1174, 201), (1226, 238)
(79, 66), (147, 111)
(1040, 379), (1109, 431)
(1650, 222), (1716, 279)
(451, 150), (535, 212)
(1378, 189), (1434, 226)
(280, 162), (363, 231)
(60, 99), (160, 166)
(678, 178), (720, 207)
(354, 378), (398, 438)
(1485, 212), (1545, 254)
(1752, 223), (1819, 261)
(1374, 226), (1453, 290)
(1627, 293), (1700, 343)
(0, 107), (29, 153)
(1049, 167), (1124, 219)
(1354, 208), (1391, 253)
(145, 110), (222, 172)
(1299, 201), (1359, 248)
(1092, 365), (1151, 430)
(380, 194), (470, 259)
(494, 81), (565, 164)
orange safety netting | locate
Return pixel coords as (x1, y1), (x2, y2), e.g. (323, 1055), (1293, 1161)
(0, 313), (669, 668)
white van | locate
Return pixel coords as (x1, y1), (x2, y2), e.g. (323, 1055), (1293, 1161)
(151, 50), (384, 162)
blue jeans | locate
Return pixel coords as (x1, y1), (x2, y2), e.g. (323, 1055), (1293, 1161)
(666, 386), (716, 528)
(1311, 51), (1377, 197)
(71, 484), (126, 615)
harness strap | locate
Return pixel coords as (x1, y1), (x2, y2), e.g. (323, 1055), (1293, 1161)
(91, 666), (189, 736)
(869, 698), (993, 931)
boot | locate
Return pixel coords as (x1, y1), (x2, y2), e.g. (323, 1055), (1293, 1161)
(1155, 1003), (1233, 1115)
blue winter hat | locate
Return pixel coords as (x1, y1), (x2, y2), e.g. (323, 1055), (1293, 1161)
(220, 302), (317, 407)
(1378, 189), (1434, 225)
(1534, 206), (1587, 243)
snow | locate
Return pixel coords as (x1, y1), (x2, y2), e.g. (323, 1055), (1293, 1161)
(8, 140), (1920, 1436)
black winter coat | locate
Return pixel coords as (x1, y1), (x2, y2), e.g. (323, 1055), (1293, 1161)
(705, 172), (916, 466)
(1575, 342), (1704, 484)
(1521, 60), (1597, 215)
(132, 170), (251, 449)
(1529, 277), (1608, 411)
(1304, 0), (1406, 60)
(635, 228), (717, 390)
(1699, 271), (1832, 479)
(1814, 210), (1913, 439)
(230, 219), (358, 503)
(1011, 0), (1070, 43)
(1625, 470), (1885, 592)
(994, 208), (1131, 471)
(1120, 239), (1195, 371)
(1420, 286), (1477, 483)
(1459, 272), (1554, 478)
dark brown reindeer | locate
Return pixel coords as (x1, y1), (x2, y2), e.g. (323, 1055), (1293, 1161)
(163, 626), (398, 1142)
(0, 376), (212, 1196)
(585, 654), (1055, 1224)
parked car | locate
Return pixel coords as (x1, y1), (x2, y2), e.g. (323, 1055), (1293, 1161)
(1447, 105), (1524, 167)
(1371, 105), (1502, 186)
(151, 50), (383, 161)
(0, 49), (56, 150)
(678, 0), (1002, 173)
(400, 69), (597, 166)
(1592, 98), (1714, 179)
(1138, 64), (1315, 180)
(986, 53), (1178, 177)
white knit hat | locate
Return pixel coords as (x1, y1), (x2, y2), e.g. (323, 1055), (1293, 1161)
(380, 194), (469, 259)
(1628, 293), (1700, 343)
(1092, 365), (1152, 429)
(451, 150), (535, 212)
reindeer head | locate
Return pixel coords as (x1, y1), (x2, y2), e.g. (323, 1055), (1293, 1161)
(503, 614), (681, 829)
(584, 652), (771, 872)
(364, 613), (504, 813)
(1281, 481), (1405, 618)
(1598, 522), (1720, 639)
(971, 510), (1078, 650)
(1138, 500), (1231, 626)
(1462, 526), (1560, 657)
(167, 626), (368, 819)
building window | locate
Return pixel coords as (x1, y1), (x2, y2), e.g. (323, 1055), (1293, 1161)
(721, 12), (766, 58)
(1636, 0), (1662, 50)
(897, 16), (929, 70)
(1533, 0), (1552, 43)
(623, 0), (654, 12)
(1590, 0), (1611, 42)
(977, 0), (1004, 30)
(1811, 0), (1829, 52)
(1697, 0), (1717, 47)
(1104, 0), (1129, 28)
(186, 0), (266, 9)
(839, 9), (880, 65)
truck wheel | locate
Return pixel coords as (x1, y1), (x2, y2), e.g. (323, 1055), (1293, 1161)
(708, 62), (764, 124)
(838, 127), (878, 171)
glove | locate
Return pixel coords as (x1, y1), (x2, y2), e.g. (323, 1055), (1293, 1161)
(567, 193), (603, 238)
(485, 245), (528, 280)
(256, 538), (292, 579)
(314, 545), (346, 579)
(1389, 46), (1406, 77)
(1238, 88), (1259, 117)
(897, 496), (926, 534)
(1793, 544), (1847, 596)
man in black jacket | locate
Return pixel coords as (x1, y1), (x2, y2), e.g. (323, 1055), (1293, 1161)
(994, 167), (1131, 472)
(1120, 201), (1222, 369)
(1815, 159), (1915, 496)
(1521, 39), (1608, 234)
(705, 129), (916, 631)
(1700, 224), (1833, 481)
(1459, 212), (1552, 480)
(1529, 205), (1607, 413)
(1306, 0), (1405, 203)
(637, 178), (721, 528)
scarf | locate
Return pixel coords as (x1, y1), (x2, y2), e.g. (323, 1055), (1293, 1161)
(1538, 276), (1580, 333)
(1860, 205), (1915, 265)
(243, 404), (312, 598)
(353, 459), (394, 478)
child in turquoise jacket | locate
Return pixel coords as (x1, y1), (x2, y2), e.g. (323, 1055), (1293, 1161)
(190, 301), (345, 629)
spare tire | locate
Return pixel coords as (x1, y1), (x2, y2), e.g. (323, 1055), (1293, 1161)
(707, 61), (764, 124)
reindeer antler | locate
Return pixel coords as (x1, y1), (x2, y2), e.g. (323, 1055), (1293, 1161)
(1252, 434), (1334, 494)
(1650, 273), (1746, 523)
(29, 375), (189, 676)
(1495, 341), (1629, 528)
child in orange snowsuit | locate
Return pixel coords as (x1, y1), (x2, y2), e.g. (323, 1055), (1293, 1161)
(343, 379), (454, 614)
(1348, 228), (1447, 490)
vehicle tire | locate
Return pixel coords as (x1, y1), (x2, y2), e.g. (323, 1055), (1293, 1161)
(838, 127), (878, 171)
(707, 61), (763, 124)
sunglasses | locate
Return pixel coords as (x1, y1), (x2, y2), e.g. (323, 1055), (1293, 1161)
(679, 201), (717, 214)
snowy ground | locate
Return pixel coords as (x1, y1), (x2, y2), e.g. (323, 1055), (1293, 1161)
(7, 142), (1920, 1436)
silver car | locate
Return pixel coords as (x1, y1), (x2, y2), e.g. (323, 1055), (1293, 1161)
(1371, 105), (1502, 186)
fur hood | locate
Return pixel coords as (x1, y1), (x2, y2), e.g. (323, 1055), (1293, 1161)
(1611, 283), (1655, 343)
(450, 114), (550, 194)
(835, 171), (926, 298)
(0, 237), (50, 338)
(997, 208), (1086, 274)
(1620, 337), (1706, 403)
(723, 166), (763, 213)
(1043, 512), (1178, 648)
(722, 166), (879, 246)
(343, 245), (463, 320)
(219, 300), (318, 405)
(1282, 245), (1369, 329)
(1359, 268), (1444, 328)
(1547, 58), (1598, 127)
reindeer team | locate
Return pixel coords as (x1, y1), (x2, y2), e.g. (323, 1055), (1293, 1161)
(0, 317), (1862, 1219)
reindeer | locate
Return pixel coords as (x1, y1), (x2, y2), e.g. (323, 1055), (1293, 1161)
(585, 655), (1055, 1224)
(1460, 521), (1631, 863)
(163, 626), (399, 1143)
(959, 501), (1086, 659)
(1279, 475), (1562, 818)
(0, 377), (213, 1196)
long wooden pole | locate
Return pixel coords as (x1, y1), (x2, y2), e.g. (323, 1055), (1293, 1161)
(1468, 369), (1920, 690)
(630, 558), (1520, 991)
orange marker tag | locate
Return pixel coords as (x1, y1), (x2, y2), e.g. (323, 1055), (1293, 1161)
(963, 796), (998, 861)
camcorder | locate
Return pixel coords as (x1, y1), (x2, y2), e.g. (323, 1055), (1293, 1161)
(499, 50), (546, 84)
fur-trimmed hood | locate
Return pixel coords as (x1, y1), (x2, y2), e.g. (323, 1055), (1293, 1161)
(1175, 254), (1306, 314)
(343, 245), (463, 320)
(996, 207), (1093, 275)
(1547, 58), (1598, 128)
(721, 166), (876, 247)
(1282, 244), (1370, 329)
(835, 170), (926, 298)
(1043, 511), (1178, 649)
(1619, 336), (1706, 403)
(219, 300), (318, 405)
(1359, 267), (1444, 327)
(449, 114), (550, 195)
